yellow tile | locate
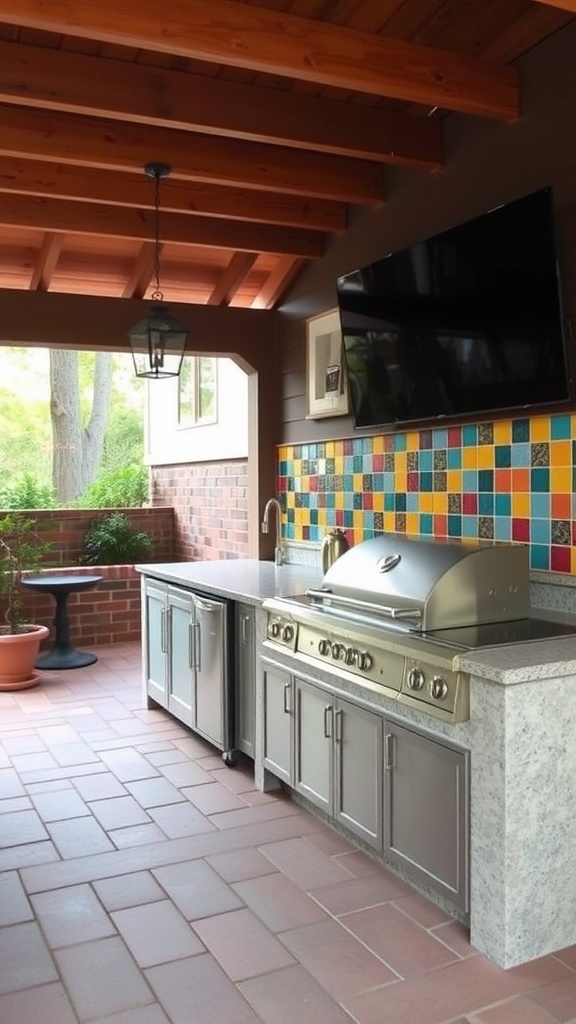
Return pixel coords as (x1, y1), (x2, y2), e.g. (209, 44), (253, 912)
(286, 492), (296, 508)
(493, 420), (512, 444)
(477, 446), (494, 469)
(512, 492), (530, 517)
(334, 456), (344, 474)
(406, 431), (419, 451)
(372, 492), (385, 512)
(395, 452), (407, 474)
(354, 510), (364, 531)
(325, 441), (335, 458)
(419, 493), (434, 513)
(384, 512), (396, 532)
(395, 472), (407, 492)
(550, 440), (572, 467)
(433, 493), (448, 513)
(353, 473), (364, 492)
(405, 513), (419, 535)
(530, 416), (550, 442)
(293, 460), (302, 477)
(571, 548), (576, 574)
(295, 508), (305, 525)
(447, 470), (462, 492)
(372, 435), (385, 454)
(462, 448), (477, 469)
(550, 466), (572, 492)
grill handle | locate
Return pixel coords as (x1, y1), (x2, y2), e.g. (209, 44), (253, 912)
(305, 588), (422, 621)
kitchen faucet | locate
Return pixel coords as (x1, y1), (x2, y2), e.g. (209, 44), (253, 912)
(261, 497), (284, 566)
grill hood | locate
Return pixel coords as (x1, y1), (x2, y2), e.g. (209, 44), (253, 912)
(316, 535), (530, 632)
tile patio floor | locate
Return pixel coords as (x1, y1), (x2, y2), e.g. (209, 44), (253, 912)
(1, 641), (576, 1024)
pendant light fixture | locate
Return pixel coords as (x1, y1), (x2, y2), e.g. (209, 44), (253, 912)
(128, 163), (188, 378)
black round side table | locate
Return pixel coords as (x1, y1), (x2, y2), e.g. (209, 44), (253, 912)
(21, 574), (103, 670)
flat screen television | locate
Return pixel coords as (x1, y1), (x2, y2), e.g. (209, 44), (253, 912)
(336, 187), (572, 429)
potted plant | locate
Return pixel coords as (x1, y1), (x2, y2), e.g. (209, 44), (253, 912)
(0, 513), (51, 690)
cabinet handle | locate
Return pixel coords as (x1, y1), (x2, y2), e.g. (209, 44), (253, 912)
(283, 681), (291, 714)
(188, 623), (194, 669)
(160, 608), (167, 653)
(384, 732), (395, 771)
(323, 704), (333, 739)
(241, 615), (249, 644)
(193, 622), (201, 671)
(334, 708), (343, 744)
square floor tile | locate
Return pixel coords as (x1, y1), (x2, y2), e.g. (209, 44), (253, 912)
(47, 816), (115, 858)
(125, 777), (187, 808)
(1, 809), (49, 848)
(72, 771), (128, 801)
(239, 963), (355, 1024)
(89, 795), (152, 830)
(233, 871), (329, 932)
(0, 982), (78, 1024)
(94, 871), (166, 912)
(31, 788), (91, 822)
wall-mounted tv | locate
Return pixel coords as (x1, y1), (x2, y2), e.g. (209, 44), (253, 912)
(336, 187), (572, 429)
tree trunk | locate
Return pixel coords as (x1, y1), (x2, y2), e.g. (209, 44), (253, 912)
(50, 350), (112, 503)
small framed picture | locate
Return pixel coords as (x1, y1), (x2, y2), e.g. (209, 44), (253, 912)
(306, 310), (349, 419)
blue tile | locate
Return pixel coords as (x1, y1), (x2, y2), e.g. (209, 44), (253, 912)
(394, 433), (407, 452)
(530, 545), (550, 570)
(446, 449), (462, 469)
(432, 428), (448, 449)
(531, 493), (550, 518)
(420, 472), (433, 492)
(531, 519), (551, 544)
(352, 438), (365, 456)
(353, 455), (363, 472)
(551, 414), (572, 440)
(384, 492), (395, 512)
(448, 515), (462, 537)
(343, 510), (354, 529)
(419, 450), (433, 472)
(406, 493), (419, 511)
(382, 472), (395, 492)
(493, 517), (512, 541)
(462, 470), (478, 491)
(395, 493), (407, 512)
(462, 424), (477, 446)
(494, 493), (511, 516)
(373, 473), (384, 491)
(461, 516), (478, 538)
(478, 470), (494, 492)
(325, 492), (336, 508)
(511, 443), (530, 467)
(478, 494), (494, 515)
(353, 493), (362, 509)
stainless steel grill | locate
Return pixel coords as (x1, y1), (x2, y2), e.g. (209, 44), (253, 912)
(263, 535), (575, 722)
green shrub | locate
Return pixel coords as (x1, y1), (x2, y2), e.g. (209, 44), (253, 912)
(75, 465), (149, 509)
(0, 474), (57, 510)
(82, 512), (153, 565)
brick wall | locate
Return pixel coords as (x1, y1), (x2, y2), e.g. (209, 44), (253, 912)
(151, 461), (249, 560)
(17, 507), (175, 566)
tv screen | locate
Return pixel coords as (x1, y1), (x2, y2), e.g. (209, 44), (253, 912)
(337, 187), (572, 429)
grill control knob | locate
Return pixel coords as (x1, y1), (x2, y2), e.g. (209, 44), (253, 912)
(331, 642), (344, 660)
(430, 676), (449, 700)
(269, 621), (281, 638)
(344, 646), (357, 666)
(318, 638), (331, 657)
(281, 624), (294, 643)
(358, 651), (373, 671)
(407, 667), (425, 691)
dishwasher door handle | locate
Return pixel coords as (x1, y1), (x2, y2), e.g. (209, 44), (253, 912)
(192, 621), (201, 671)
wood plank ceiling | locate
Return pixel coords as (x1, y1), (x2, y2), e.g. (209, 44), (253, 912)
(0, 0), (571, 309)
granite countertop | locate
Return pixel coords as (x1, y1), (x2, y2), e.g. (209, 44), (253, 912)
(135, 559), (323, 605)
(459, 634), (576, 684)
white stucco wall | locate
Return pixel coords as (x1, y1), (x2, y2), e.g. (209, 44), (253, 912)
(145, 358), (249, 466)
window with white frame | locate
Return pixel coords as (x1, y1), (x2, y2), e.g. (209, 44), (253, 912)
(178, 356), (217, 426)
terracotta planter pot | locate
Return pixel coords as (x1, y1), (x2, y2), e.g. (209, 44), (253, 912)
(0, 624), (49, 690)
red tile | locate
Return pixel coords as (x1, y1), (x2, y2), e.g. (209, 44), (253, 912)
(233, 871), (328, 932)
(343, 902), (459, 978)
(472, 994), (561, 1022)
(309, 872), (412, 916)
(193, 907), (295, 981)
(239, 964), (355, 1024)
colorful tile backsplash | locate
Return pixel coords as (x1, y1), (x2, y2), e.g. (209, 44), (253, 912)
(277, 413), (576, 574)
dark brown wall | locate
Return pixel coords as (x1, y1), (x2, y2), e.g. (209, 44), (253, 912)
(278, 20), (576, 446)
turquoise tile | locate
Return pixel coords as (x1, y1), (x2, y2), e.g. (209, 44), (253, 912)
(479, 494), (494, 515)
(419, 450), (433, 471)
(432, 428), (448, 448)
(531, 468), (550, 492)
(447, 449), (462, 469)
(462, 424), (477, 446)
(495, 493), (511, 516)
(530, 544), (550, 570)
(478, 470), (494, 491)
(495, 445), (511, 467)
(384, 493), (395, 512)
(406, 493), (419, 511)
(462, 470), (478, 491)
(448, 515), (461, 537)
(420, 514), (433, 534)
(420, 472), (433, 491)
(512, 418), (530, 443)
(382, 472), (395, 492)
(394, 433), (407, 452)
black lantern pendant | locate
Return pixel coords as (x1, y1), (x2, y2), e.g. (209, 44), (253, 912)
(128, 163), (188, 379)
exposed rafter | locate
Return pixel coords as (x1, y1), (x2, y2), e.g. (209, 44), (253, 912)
(29, 232), (64, 292)
(0, 0), (519, 120)
(207, 253), (258, 307)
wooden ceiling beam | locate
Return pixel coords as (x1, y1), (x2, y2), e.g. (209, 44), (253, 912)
(207, 252), (258, 307)
(29, 231), (64, 291)
(532, 0), (576, 10)
(0, 39), (442, 169)
(122, 241), (157, 299)
(0, 193), (324, 259)
(0, 155), (346, 233)
(251, 257), (304, 310)
(0, 106), (383, 206)
(0, 0), (519, 120)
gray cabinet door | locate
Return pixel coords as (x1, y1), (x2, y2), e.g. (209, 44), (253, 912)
(334, 697), (383, 849)
(167, 586), (194, 728)
(384, 720), (469, 911)
(192, 593), (228, 748)
(144, 579), (168, 709)
(262, 663), (292, 783)
(235, 603), (255, 758)
(294, 677), (332, 814)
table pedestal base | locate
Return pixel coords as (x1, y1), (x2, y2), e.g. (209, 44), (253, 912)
(35, 648), (98, 670)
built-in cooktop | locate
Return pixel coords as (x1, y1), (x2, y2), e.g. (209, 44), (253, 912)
(421, 617), (576, 651)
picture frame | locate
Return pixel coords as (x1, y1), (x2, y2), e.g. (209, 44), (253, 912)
(306, 309), (349, 419)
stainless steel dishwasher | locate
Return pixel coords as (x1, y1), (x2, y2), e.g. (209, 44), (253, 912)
(191, 592), (236, 765)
